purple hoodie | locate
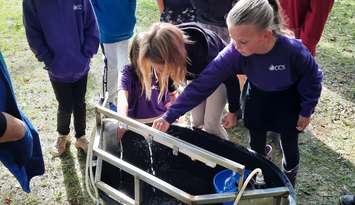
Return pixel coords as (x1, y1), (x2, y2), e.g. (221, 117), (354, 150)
(163, 35), (323, 123)
(23, 0), (99, 83)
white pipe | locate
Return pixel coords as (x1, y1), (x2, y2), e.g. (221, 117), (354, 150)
(233, 168), (263, 205)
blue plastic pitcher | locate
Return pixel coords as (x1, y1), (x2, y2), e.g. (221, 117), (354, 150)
(213, 169), (251, 205)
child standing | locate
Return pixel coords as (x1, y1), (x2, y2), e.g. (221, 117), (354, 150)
(139, 22), (240, 140)
(23, 0), (99, 156)
(116, 33), (175, 132)
(152, 0), (323, 186)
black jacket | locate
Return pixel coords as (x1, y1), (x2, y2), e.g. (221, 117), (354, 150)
(178, 22), (240, 113)
(190, 0), (237, 27)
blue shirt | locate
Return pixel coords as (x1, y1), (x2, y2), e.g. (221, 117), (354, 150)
(0, 51), (45, 192)
(0, 78), (7, 111)
(92, 0), (136, 43)
(163, 35), (323, 123)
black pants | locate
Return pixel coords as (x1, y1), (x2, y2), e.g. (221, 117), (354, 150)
(249, 129), (299, 170)
(50, 75), (87, 138)
(244, 82), (300, 170)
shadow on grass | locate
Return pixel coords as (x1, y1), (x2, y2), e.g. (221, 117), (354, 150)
(296, 131), (355, 205)
(77, 150), (95, 205)
(229, 124), (355, 205)
(60, 149), (91, 205)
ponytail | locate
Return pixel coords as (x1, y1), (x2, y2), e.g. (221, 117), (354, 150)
(227, 0), (292, 36)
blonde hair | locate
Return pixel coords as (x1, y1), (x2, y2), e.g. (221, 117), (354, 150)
(227, 0), (292, 36)
(129, 33), (144, 84)
(139, 22), (191, 101)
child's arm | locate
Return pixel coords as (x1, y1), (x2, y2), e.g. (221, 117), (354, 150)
(222, 74), (241, 128)
(116, 90), (129, 140)
(0, 112), (26, 143)
(154, 44), (240, 132)
(22, 0), (53, 68)
(82, 0), (99, 58)
(295, 46), (323, 130)
(117, 90), (129, 117)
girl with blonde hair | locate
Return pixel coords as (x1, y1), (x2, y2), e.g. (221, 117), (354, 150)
(116, 33), (176, 133)
(152, 0), (323, 186)
(139, 22), (240, 139)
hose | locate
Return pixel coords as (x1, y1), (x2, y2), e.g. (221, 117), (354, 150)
(233, 168), (263, 205)
(85, 127), (100, 204)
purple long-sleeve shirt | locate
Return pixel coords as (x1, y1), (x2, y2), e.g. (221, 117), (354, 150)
(23, 0), (99, 83)
(119, 65), (170, 120)
(163, 35), (323, 123)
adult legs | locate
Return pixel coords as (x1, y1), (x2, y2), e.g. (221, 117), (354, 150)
(203, 84), (229, 139)
(190, 100), (206, 129)
(103, 40), (129, 103)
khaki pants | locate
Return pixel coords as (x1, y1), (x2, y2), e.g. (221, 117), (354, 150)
(190, 84), (229, 140)
(103, 40), (130, 103)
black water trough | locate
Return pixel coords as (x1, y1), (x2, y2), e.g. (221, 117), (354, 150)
(88, 107), (296, 205)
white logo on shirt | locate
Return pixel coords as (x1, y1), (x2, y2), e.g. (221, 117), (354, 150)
(73, 4), (83, 10)
(269, 64), (286, 71)
(151, 85), (159, 90)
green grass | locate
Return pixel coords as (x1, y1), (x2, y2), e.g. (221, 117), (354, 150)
(0, 0), (354, 204)
(317, 0), (355, 101)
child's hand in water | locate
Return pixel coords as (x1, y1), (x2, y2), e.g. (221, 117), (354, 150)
(296, 115), (311, 131)
(222, 112), (238, 128)
(152, 117), (170, 132)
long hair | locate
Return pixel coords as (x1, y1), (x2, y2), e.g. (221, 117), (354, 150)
(226, 0), (292, 36)
(138, 23), (191, 101)
(129, 33), (144, 86)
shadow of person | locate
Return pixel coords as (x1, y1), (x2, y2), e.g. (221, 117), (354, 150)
(60, 149), (90, 205)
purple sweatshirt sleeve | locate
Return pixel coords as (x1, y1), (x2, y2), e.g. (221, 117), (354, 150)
(163, 45), (241, 123)
(294, 47), (323, 117)
(22, 0), (53, 67)
(82, 0), (99, 58)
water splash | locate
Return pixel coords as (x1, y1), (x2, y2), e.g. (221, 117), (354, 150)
(147, 139), (156, 176)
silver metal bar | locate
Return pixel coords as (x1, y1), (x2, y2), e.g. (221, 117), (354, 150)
(94, 145), (290, 205)
(241, 187), (289, 199)
(96, 181), (135, 205)
(134, 177), (141, 205)
(189, 187), (290, 204)
(93, 147), (194, 204)
(91, 105), (292, 205)
(95, 105), (245, 174)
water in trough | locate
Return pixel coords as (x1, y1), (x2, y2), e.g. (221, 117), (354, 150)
(99, 125), (295, 205)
